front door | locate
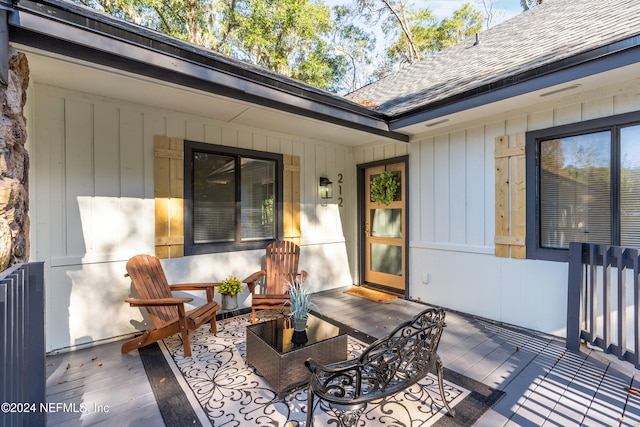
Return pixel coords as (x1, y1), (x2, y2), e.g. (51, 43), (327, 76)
(362, 160), (407, 292)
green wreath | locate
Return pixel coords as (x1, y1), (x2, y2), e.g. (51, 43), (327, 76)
(370, 171), (399, 205)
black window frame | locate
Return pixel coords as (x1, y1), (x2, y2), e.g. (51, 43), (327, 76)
(526, 110), (640, 262)
(184, 140), (283, 255)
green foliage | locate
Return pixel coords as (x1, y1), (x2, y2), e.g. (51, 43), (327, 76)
(330, 4), (376, 92)
(219, 275), (243, 295)
(75, 0), (346, 91)
(379, 2), (483, 73)
(72, 0), (488, 92)
(370, 171), (399, 205)
(286, 282), (318, 320)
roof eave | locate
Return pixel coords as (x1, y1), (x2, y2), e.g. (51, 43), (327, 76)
(10, 0), (408, 143)
(389, 35), (640, 131)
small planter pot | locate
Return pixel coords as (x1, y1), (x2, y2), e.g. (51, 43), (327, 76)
(221, 294), (238, 311)
(292, 318), (307, 332)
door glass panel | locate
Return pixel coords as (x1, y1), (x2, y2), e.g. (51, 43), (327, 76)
(370, 244), (402, 276)
(370, 209), (402, 238)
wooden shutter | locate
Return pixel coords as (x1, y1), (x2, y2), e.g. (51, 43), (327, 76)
(283, 154), (301, 245)
(495, 133), (526, 259)
(155, 136), (184, 258)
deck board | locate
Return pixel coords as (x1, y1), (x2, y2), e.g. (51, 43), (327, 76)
(45, 286), (639, 426)
(575, 363), (625, 426)
(46, 339), (161, 427)
(619, 375), (640, 426)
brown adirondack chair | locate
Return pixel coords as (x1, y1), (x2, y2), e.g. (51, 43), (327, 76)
(121, 254), (220, 357)
(243, 240), (308, 324)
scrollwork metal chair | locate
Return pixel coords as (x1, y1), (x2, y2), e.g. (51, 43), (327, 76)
(305, 307), (455, 426)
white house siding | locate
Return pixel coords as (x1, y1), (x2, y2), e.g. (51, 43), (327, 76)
(356, 79), (640, 337)
(29, 83), (356, 352)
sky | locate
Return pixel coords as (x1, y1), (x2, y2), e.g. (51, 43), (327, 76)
(326, 0), (523, 31)
(326, 0), (523, 59)
(430, 0), (522, 26)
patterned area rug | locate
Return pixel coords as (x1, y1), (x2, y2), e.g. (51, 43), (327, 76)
(140, 312), (504, 426)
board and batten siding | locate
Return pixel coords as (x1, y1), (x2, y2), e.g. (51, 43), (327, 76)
(30, 84), (355, 352)
(356, 85), (640, 337)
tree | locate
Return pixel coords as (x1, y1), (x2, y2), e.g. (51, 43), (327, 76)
(541, 139), (565, 174)
(73, 0), (485, 93)
(230, 0), (343, 89)
(434, 3), (483, 50)
(480, 0), (497, 28)
(360, 1), (483, 77)
(330, 5), (377, 92)
(75, 0), (347, 91)
(521, 0), (544, 11)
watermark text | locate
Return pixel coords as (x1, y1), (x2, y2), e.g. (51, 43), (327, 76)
(1, 402), (110, 414)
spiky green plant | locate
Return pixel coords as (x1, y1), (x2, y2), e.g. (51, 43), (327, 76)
(285, 281), (318, 321)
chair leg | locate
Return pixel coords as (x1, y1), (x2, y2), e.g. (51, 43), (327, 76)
(436, 356), (456, 417)
(306, 389), (315, 426)
(252, 308), (257, 324)
(210, 317), (217, 334)
(328, 403), (367, 427)
(178, 306), (192, 357)
(121, 330), (152, 354)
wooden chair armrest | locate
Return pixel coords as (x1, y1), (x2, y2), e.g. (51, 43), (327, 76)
(299, 270), (308, 283)
(243, 270), (265, 284)
(169, 283), (220, 291)
(243, 270), (266, 293)
(124, 297), (193, 307)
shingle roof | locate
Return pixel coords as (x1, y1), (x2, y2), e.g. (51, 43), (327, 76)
(345, 0), (640, 117)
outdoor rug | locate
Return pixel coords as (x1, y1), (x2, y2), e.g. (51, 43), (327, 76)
(343, 286), (398, 303)
(140, 312), (504, 426)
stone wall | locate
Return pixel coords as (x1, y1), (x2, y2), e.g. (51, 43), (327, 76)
(0, 47), (29, 271)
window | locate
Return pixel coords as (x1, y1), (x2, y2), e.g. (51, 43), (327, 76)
(184, 141), (283, 254)
(526, 111), (640, 261)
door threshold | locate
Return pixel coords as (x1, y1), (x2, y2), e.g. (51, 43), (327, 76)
(361, 283), (405, 297)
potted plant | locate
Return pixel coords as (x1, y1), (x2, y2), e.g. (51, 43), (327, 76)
(285, 281), (319, 331)
(218, 275), (243, 310)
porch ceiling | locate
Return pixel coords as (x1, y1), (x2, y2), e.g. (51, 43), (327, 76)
(20, 47), (392, 147)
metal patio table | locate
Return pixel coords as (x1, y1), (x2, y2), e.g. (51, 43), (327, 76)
(246, 313), (348, 398)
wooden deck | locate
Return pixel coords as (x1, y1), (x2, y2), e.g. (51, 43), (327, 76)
(45, 286), (640, 426)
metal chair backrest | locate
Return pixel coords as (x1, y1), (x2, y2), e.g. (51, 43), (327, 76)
(358, 308), (445, 397)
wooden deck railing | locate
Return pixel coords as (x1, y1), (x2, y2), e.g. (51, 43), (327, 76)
(567, 243), (640, 369)
(0, 262), (45, 427)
